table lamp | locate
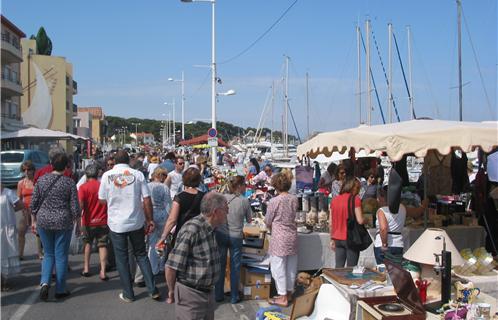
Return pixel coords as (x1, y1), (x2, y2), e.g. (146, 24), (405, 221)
(403, 228), (465, 306)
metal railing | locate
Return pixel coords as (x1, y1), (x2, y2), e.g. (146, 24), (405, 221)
(1, 33), (21, 50)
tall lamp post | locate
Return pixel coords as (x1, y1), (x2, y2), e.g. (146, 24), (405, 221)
(181, 0), (218, 165)
(168, 71), (185, 141)
(164, 100), (176, 146)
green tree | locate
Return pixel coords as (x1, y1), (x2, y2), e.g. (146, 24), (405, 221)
(34, 27), (52, 55)
(105, 116), (296, 145)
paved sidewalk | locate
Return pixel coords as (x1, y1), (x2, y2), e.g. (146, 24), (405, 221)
(1, 233), (291, 320)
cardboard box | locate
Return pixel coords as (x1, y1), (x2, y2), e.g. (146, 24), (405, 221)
(243, 284), (270, 300)
(241, 267), (272, 286)
(241, 246), (267, 256)
(243, 225), (262, 238)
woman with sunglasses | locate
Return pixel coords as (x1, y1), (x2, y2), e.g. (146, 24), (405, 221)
(17, 161), (43, 260)
(361, 169), (379, 200)
(330, 164), (347, 200)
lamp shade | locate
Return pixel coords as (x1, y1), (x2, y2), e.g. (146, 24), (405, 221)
(403, 228), (465, 266)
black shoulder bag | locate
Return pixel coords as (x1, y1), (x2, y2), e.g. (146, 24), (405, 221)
(346, 194), (372, 251)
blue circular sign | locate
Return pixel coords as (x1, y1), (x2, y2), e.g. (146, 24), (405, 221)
(207, 128), (217, 138)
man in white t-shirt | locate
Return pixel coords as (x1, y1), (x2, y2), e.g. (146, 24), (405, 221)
(98, 150), (160, 303)
(165, 157), (185, 200)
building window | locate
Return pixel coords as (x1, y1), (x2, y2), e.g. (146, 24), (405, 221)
(1, 31), (10, 43)
(10, 102), (18, 119)
(11, 70), (18, 84)
(12, 36), (19, 49)
(66, 101), (70, 110)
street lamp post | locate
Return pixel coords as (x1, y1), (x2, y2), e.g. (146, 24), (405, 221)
(181, 0), (217, 166)
(168, 71), (185, 140)
(164, 100), (176, 145)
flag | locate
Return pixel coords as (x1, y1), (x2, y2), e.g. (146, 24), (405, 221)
(130, 133), (137, 140)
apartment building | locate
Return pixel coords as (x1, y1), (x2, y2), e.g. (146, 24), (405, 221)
(73, 110), (92, 139)
(1, 15), (26, 132)
(78, 106), (107, 144)
(20, 38), (77, 138)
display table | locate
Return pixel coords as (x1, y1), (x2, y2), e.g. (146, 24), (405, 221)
(294, 225), (485, 271)
(402, 225), (486, 251)
(296, 232), (377, 271)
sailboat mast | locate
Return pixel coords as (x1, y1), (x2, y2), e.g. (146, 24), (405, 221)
(306, 72), (310, 139)
(356, 25), (362, 125)
(388, 23), (393, 123)
(271, 81), (275, 146)
(366, 19), (372, 125)
(457, 0), (463, 121)
(284, 55), (289, 157)
(407, 25), (414, 119)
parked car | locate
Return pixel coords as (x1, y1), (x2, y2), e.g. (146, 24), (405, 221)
(1, 150), (49, 187)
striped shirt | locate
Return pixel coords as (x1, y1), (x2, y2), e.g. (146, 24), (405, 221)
(166, 214), (220, 288)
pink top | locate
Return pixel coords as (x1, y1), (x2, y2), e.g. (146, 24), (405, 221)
(264, 193), (298, 256)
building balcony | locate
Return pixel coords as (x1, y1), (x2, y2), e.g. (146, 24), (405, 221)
(1, 34), (23, 63)
(1, 72), (22, 97)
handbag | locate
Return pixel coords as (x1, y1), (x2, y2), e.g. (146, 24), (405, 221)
(346, 194), (372, 251)
(69, 223), (84, 255)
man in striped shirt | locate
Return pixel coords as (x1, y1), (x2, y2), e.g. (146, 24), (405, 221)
(165, 192), (228, 320)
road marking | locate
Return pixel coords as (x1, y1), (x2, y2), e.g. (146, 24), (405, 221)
(9, 288), (38, 320)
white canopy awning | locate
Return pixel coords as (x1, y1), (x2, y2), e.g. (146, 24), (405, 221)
(298, 119), (498, 161)
(1, 127), (89, 141)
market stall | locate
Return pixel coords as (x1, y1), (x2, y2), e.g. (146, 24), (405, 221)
(296, 119), (498, 246)
(297, 119), (498, 162)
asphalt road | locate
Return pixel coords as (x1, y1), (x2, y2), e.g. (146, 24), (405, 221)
(1, 232), (292, 320)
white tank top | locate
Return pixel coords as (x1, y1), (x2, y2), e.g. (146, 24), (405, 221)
(374, 204), (406, 248)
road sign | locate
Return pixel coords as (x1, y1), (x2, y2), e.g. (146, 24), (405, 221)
(207, 127), (218, 138)
(207, 137), (218, 147)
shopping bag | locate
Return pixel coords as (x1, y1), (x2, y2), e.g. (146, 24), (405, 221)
(346, 195), (372, 251)
(69, 224), (84, 255)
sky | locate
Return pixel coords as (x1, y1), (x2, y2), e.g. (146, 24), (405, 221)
(4, 0), (497, 139)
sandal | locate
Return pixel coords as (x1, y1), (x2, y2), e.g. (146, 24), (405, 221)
(99, 275), (109, 281)
(268, 297), (289, 308)
(80, 271), (91, 277)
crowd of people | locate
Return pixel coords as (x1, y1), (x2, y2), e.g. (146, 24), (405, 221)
(1, 144), (435, 318)
(0, 145), (289, 318)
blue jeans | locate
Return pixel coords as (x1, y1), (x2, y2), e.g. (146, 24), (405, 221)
(109, 228), (158, 300)
(374, 246), (404, 265)
(214, 231), (243, 303)
(37, 228), (72, 293)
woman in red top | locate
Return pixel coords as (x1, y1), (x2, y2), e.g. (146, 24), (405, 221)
(17, 161), (43, 260)
(329, 177), (365, 267)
